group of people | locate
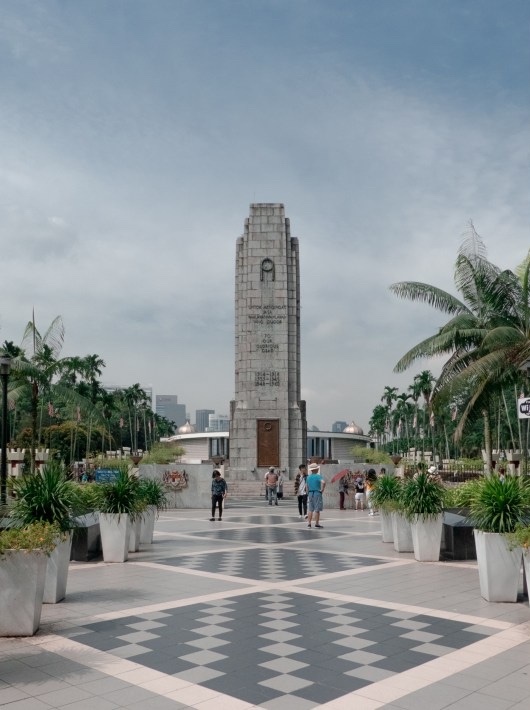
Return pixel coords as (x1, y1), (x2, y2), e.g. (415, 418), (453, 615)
(294, 462), (326, 528)
(210, 463), (381, 526)
(337, 469), (379, 514)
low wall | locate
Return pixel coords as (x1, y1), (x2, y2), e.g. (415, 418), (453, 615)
(139, 463), (216, 509)
(138, 461), (394, 510)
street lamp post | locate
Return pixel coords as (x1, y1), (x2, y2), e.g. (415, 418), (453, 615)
(0, 355), (11, 507)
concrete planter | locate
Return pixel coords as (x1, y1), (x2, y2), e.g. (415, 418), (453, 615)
(0, 551), (47, 636)
(128, 517), (141, 553)
(43, 534), (72, 604)
(99, 513), (130, 562)
(410, 514), (443, 561)
(140, 506), (157, 544)
(392, 512), (413, 552)
(523, 554), (530, 607)
(474, 530), (522, 602)
(380, 511), (394, 543)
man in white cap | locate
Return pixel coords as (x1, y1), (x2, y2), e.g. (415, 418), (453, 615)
(307, 462), (326, 528)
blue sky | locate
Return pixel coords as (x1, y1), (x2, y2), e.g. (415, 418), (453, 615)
(1, 0), (529, 431)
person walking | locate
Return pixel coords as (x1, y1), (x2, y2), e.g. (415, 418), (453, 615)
(294, 463), (308, 519)
(265, 467), (279, 505)
(307, 463), (326, 528)
(210, 470), (227, 521)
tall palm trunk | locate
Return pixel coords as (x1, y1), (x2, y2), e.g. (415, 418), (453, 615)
(482, 408), (493, 475)
(30, 380), (38, 474)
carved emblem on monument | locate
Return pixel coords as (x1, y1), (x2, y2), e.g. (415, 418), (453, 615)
(260, 257), (275, 281)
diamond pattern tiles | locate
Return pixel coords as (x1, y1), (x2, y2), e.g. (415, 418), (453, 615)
(73, 592), (495, 706)
(157, 547), (387, 581)
(193, 525), (349, 544)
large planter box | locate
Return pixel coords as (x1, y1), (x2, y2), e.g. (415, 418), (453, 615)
(410, 514), (443, 562)
(140, 506), (157, 544)
(128, 517), (141, 553)
(380, 511), (394, 543)
(70, 514), (101, 561)
(99, 513), (130, 563)
(0, 551), (47, 636)
(474, 530), (522, 602)
(441, 509), (476, 560)
(44, 534), (72, 604)
(392, 512), (413, 552)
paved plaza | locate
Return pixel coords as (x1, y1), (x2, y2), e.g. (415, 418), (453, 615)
(1, 502), (530, 709)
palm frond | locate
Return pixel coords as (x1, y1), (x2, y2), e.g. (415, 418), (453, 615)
(389, 282), (469, 315)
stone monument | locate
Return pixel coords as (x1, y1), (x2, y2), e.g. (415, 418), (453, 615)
(229, 203), (307, 479)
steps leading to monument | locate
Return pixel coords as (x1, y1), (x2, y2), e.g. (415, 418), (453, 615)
(225, 480), (296, 499)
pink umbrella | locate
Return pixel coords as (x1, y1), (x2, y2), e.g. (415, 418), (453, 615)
(330, 469), (350, 483)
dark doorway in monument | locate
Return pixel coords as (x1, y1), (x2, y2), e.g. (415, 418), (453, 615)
(257, 419), (280, 467)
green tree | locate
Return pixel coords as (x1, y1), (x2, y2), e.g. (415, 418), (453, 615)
(391, 225), (530, 472)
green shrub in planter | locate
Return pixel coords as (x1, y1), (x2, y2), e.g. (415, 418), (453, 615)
(505, 523), (530, 552)
(401, 472), (445, 521)
(96, 469), (145, 520)
(0, 521), (60, 555)
(11, 462), (84, 532)
(138, 478), (168, 511)
(468, 475), (530, 533)
(370, 475), (402, 513)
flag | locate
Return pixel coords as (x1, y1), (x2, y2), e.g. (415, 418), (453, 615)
(451, 406), (457, 421)
(76, 406), (81, 423)
(429, 410), (435, 427)
(48, 402), (54, 417)
(119, 417), (124, 429)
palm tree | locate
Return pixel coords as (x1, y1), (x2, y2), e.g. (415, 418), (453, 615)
(391, 225), (530, 472)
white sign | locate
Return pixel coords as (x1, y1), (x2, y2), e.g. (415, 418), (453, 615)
(517, 397), (530, 419)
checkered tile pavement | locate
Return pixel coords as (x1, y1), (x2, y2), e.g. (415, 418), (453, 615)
(157, 548), (387, 580)
(4, 504), (528, 710)
(72, 591), (496, 706)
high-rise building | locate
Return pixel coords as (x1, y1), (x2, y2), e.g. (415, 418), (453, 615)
(155, 395), (186, 431)
(207, 413), (230, 432)
(332, 421), (348, 433)
(196, 409), (214, 433)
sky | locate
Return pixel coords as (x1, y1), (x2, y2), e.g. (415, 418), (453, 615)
(1, 0), (529, 432)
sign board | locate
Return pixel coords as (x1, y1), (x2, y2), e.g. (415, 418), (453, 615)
(95, 468), (120, 483)
(517, 397), (530, 419)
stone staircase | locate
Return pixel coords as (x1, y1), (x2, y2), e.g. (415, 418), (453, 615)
(225, 480), (296, 500)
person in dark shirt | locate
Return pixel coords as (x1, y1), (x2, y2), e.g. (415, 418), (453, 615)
(210, 470), (228, 521)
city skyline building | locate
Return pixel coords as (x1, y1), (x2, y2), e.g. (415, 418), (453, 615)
(155, 395), (186, 431)
(207, 413), (230, 432)
(332, 420), (348, 433)
(196, 409), (215, 433)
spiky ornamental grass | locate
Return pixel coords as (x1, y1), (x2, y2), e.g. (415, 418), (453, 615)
(11, 461), (82, 532)
(370, 475), (403, 513)
(468, 474), (530, 534)
(96, 469), (145, 520)
(138, 478), (168, 511)
(401, 472), (445, 522)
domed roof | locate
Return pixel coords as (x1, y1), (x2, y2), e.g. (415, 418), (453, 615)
(343, 420), (364, 435)
(178, 420), (196, 434)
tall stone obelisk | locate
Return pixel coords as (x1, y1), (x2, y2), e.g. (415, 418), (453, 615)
(229, 204), (307, 479)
